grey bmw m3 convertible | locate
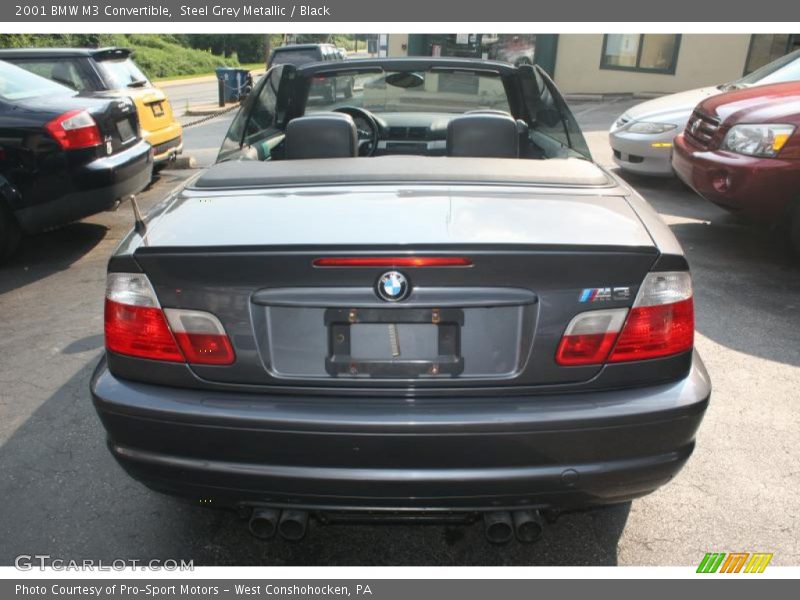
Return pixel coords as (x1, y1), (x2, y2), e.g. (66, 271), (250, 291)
(91, 58), (710, 544)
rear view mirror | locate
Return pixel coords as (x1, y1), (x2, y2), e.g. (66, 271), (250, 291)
(385, 72), (425, 89)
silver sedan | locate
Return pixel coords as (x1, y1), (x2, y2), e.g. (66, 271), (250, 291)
(610, 49), (800, 177)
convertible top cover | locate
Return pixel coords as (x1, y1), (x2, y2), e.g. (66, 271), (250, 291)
(193, 157), (613, 189)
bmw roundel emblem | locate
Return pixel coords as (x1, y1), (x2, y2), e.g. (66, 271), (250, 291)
(376, 271), (410, 302)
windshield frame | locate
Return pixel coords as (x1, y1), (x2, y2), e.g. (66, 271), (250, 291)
(298, 64), (517, 116)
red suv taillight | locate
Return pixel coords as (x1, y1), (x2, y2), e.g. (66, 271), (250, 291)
(44, 110), (102, 150)
(556, 271), (694, 366)
(104, 273), (235, 365)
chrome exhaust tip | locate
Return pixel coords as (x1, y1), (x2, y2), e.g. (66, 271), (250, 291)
(483, 511), (514, 544)
(513, 510), (544, 544)
(278, 510), (308, 541)
(248, 507), (280, 540)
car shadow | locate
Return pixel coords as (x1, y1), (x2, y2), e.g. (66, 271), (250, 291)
(0, 222), (108, 295)
(616, 169), (800, 368)
(0, 360), (629, 567)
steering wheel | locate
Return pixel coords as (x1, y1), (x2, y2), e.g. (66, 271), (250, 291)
(333, 106), (380, 157)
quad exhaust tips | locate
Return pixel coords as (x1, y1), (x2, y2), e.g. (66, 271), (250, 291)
(483, 510), (544, 544)
(248, 507), (541, 543)
(247, 508), (309, 541)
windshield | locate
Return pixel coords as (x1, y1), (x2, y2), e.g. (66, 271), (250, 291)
(95, 58), (149, 89)
(735, 49), (800, 86)
(271, 49), (321, 67)
(0, 60), (73, 101)
(305, 69), (511, 114)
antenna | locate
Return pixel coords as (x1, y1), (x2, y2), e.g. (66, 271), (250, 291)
(129, 195), (147, 235)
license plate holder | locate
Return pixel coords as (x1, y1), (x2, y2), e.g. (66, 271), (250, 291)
(324, 307), (464, 378)
(115, 118), (135, 143)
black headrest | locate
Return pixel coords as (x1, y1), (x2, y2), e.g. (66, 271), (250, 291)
(284, 113), (358, 159)
(446, 113), (519, 159)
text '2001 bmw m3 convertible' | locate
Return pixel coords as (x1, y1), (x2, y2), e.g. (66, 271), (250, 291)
(91, 58), (710, 544)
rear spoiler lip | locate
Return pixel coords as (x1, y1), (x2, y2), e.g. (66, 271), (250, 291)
(91, 47), (134, 61)
(125, 243), (660, 258)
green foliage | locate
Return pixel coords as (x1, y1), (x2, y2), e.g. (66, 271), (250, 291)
(0, 33), (239, 79)
(185, 34), (270, 63)
(0, 33), (362, 77)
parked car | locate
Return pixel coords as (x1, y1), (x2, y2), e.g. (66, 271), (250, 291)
(0, 47), (183, 165)
(269, 43), (354, 101)
(672, 81), (800, 253)
(91, 58), (709, 544)
(492, 35), (536, 66)
(0, 60), (152, 261)
(610, 49), (800, 176)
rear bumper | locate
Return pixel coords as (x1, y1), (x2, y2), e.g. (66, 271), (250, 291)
(672, 133), (800, 221)
(150, 134), (183, 164)
(15, 140), (153, 233)
(142, 120), (183, 163)
(91, 353), (711, 512)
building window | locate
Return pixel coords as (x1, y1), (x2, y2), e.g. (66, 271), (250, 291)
(600, 34), (681, 74)
(744, 34), (800, 74)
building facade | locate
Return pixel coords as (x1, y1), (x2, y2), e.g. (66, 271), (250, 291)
(391, 34), (800, 94)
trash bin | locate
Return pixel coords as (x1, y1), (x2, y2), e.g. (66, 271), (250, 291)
(215, 68), (252, 106)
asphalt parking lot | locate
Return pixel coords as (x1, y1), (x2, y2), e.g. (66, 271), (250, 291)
(0, 94), (798, 567)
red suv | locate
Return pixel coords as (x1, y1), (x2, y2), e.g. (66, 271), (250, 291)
(672, 81), (800, 253)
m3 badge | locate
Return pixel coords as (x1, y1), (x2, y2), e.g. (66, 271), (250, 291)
(579, 286), (631, 302)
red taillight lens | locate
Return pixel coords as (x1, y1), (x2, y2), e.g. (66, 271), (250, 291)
(45, 110), (102, 150)
(173, 333), (235, 365)
(104, 299), (184, 362)
(556, 271), (694, 366)
(608, 298), (694, 362)
(164, 308), (235, 365)
(104, 273), (235, 365)
(555, 308), (628, 366)
(556, 332), (619, 366)
(313, 257), (473, 267)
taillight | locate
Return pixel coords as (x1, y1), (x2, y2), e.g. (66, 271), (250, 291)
(556, 308), (628, 366)
(104, 273), (235, 365)
(313, 256), (473, 267)
(608, 272), (694, 362)
(556, 271), (694, 366)
(164, 309), (235, 365)
(45, 110), (102, 150)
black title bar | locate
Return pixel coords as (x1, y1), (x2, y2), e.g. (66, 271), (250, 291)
(2, 0), (799, 22)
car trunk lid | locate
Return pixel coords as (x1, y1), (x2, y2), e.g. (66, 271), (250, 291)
(124, 88), (177, 137)
(129, 180), (659, 391)
(83, 95), (141, 154)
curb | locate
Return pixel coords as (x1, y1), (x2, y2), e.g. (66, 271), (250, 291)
(172, 155), (198, 169)
(156, 68), (265, 89)
(564, 94), (606, 102)
(183, 104), (238, 117)
(564, 92), (666, 103)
